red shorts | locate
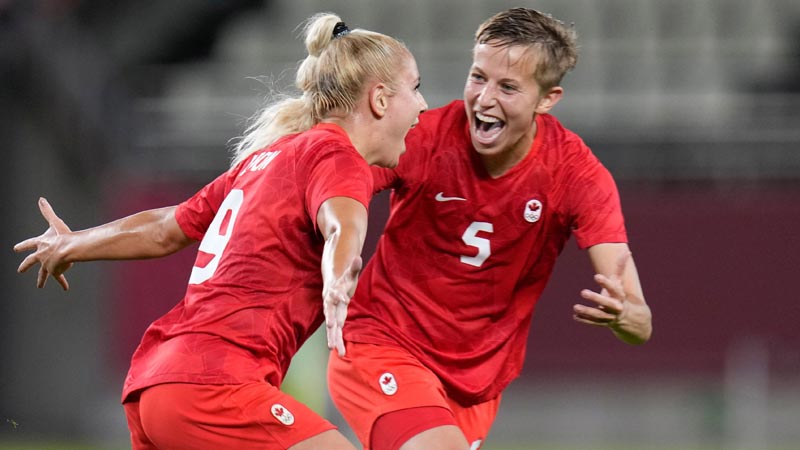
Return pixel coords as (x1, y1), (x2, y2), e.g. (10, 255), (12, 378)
(328, 342), (500, 449)
(123, 382), (336, 450)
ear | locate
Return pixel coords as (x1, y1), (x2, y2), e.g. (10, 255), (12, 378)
(534, 86), (563, 115)
(369, 83), (389, 118)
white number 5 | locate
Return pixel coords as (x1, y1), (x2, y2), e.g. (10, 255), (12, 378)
(189, 189), (244, 284)
(460, 221), (493, 267)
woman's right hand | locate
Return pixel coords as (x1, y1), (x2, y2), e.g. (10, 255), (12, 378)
(14, 197), (74, 290)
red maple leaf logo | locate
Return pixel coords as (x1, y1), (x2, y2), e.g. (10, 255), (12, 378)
(274, 407), (284, 416)
(529, 203), (540, 211)
(382, 375), (393, 385)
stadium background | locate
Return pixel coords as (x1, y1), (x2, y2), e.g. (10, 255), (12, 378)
(2, 0), (799, 448)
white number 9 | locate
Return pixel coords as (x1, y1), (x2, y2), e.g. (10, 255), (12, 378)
(188, 189), (244, 284)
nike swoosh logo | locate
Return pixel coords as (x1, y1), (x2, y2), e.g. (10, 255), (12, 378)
(435, 192), (466, 202)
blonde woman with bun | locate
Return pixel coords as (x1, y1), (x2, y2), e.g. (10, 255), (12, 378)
(15, 12), (426, 450)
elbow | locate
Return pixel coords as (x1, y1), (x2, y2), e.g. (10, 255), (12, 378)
(152, 210), (191, 255)
(152, 235), (183, 256)
(322, 217), (366, 247)
(155, 229), (191, 255)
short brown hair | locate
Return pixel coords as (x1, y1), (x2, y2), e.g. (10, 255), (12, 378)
(475, 8), (578, 90)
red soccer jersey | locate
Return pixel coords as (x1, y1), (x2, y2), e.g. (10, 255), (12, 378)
(344, 100), (626, 406)
(123, 123), (372, 402)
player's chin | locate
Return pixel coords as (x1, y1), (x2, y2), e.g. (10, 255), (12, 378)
(375, 155), (400, 169)
(382, 158), (400, 169)
(470, 139), (504, 158)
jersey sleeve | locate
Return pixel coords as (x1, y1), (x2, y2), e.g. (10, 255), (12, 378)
(175, 170), (232, 241)
(566, 147), (628, 249)
(305, 144), (373, 229)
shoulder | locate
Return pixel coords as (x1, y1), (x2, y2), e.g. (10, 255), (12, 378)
(539, 114), (587, 153)
(392, 101), (467, 177)
(404, 100), (469, 161)
(537, 114), (600, 171)
(410, 100), (467, 139)
(303, 125), (353, 151)
(293, 125), (361, 165)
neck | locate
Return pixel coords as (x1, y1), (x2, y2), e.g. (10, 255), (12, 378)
(321, 112), (375, 163)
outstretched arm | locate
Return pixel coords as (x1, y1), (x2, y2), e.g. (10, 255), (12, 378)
(316, 196), (368, 357)
(14, 197), (194, 290)
(573, 242), (652, 344)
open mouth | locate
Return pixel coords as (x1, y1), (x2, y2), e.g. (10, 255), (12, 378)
(473, 111), (505, 143)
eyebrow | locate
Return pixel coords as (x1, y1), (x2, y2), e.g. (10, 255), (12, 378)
(470, 66), (521, 85)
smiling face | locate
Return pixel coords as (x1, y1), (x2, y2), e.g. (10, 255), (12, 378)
(464, 41), (562, 176)
(376, 53), (428, 168)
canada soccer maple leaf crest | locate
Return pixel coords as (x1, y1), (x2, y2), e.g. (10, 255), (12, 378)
(524, 199), (543, 223)
(270, 403), (295, 426)
(378, 372), (398, 396)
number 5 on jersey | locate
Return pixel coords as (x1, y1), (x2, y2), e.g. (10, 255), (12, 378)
(189, 189), (244, 284)
(461, 221), (493, 267)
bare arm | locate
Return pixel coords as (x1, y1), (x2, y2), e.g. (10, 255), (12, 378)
(573, 242), (653, 344)
(316, 196), (368, 357)
(14, 197), (194, 290)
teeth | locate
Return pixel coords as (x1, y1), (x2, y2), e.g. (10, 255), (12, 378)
(476, 112), (500, 123)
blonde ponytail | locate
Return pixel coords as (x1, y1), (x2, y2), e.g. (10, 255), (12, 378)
(231, 13), (411, 167)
